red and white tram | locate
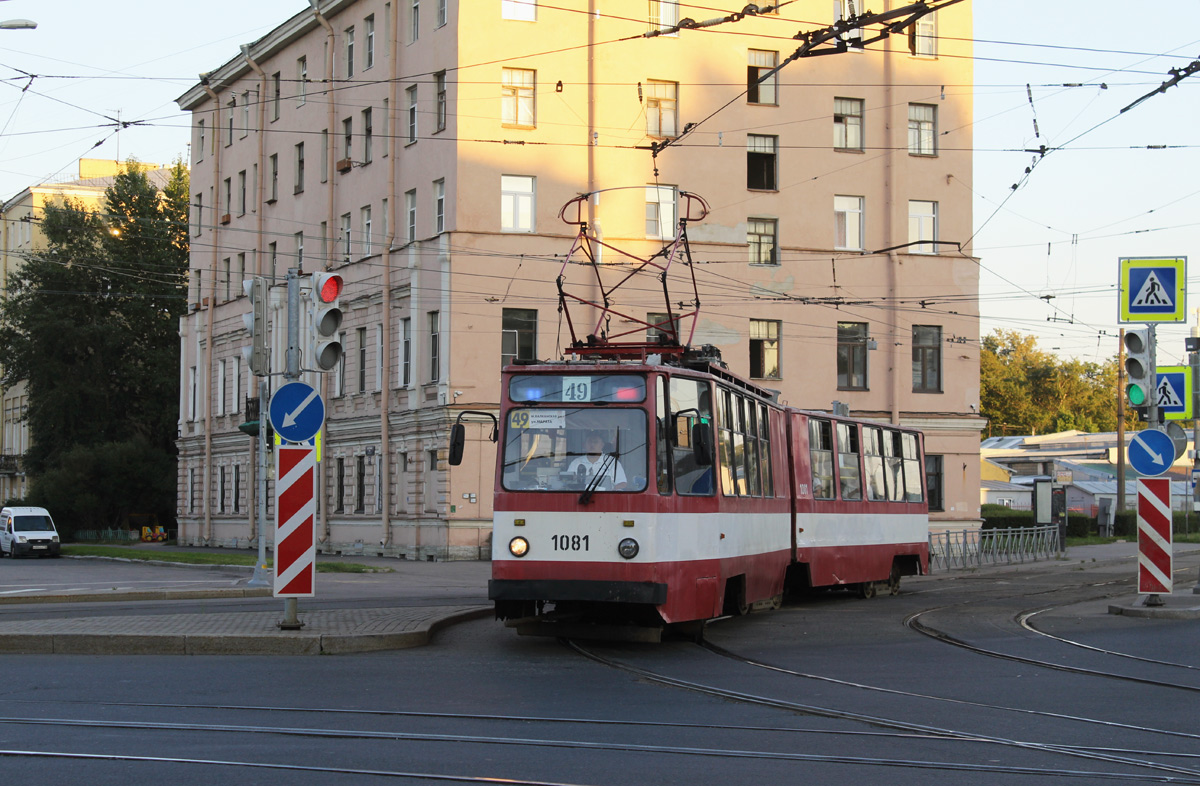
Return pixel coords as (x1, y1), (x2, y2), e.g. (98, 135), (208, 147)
(451, 346), (929, 637)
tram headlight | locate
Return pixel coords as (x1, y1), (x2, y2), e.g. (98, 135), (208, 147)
(509, 537), (530, 558)
(617, 538), (639, 560)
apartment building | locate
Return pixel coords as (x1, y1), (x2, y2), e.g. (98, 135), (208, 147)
(0, 159), (170, 502)
(175, 0), (984, 559)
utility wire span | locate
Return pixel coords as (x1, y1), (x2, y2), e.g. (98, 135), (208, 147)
(644, 0), (965, 159)
(1121, 58), (1200, 113)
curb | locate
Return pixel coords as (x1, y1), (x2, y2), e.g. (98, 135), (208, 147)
(0, 587), (273, 606)
(0, 606), (494, 656)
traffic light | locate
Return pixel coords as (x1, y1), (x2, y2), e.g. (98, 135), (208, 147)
(242, 277), (269, 376)
(1123, 327), (1153, 414)
(310, 271), (343, 371)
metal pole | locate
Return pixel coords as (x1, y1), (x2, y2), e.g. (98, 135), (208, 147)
(247, 378), (270, 587)
(1192, 334), (1200, 594)
(280, 268), (303, 628)
(1117, 329), (1126, 514)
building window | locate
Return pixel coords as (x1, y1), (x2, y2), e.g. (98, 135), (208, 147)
(407, 85), (418, 142)
(909, 11), (936, 57)
(295, 232), (304, 266)
(355, 455), (366, 513)
(294, 142), (305, 194)
(434, 179), (445, 233)
(241, 91), (250, 138)
(343, 117), (353, 160)
(645, 79), (677, 138)
(834, 195), (864, 251)
(908, 103), (936, 155)
(909, 199), (938, 254)
(646, 312), (681, 344)
(912, 325), (942, 393)
(222, 177), (231, 217)
(357, 326), (368, 392)
(435, 71), (447, 131)
(196, 119), (205, 161)
(375, 324), (384, 391)
(424, 449), (439, 513)
(341, 213), (352, 260)
(335, 332), (346, 396)
(362, 107), (373, 163)
(837, 321), (868, 390)
(361, 205), (373, 257)
(648, 0), (678, 31)
(237, 170), (246, 215)
(271, 72), (281, 121)
(438, 0), (447, 26)
(501, 68), (535, 128)
(925, 454), (944, 511)
(365, 14), (375, 69)
(400, 317), (412, 386)
(268, 154), (278, 201)
(381, 99), (389, 155)
(192, 193), (203, 236)
(502, 0), (536, 21)
(269, 241), (278, 280)
(747, 218), (777, 265)
(233, 464), (241, 513)
(747, 50), (777, 105)
(501, 175), (534, 232)
(216, 359), (227, 415)
(834, 97), (863, 150)
(226, 97), (235, 146)
(405, 189), (416, 242)
(501, 308), (537, 367)
(335, 457), (346, 512)
(429, 311), (440, 382)
(835, 0), (864, 49)
(746, 134), (777, 190)
(345, 26), (355, 78)
(410, 0), (419, 42)
(297, 56), (307, 105)
(645, 185), (677, 240)
(218, 466), (226, 513)
(749, 319), (780, 379)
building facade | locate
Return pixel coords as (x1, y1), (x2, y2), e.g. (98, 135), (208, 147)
(176, 0), (984, 558)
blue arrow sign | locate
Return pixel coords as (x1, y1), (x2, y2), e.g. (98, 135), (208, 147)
(269, 381), (325, 444)
(1127, 428), (1175, 477)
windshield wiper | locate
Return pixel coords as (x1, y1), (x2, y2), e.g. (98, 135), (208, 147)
(578, 452), (615, 505)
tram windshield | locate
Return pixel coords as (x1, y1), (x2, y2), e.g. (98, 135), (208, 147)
(501, 407), (648, 493)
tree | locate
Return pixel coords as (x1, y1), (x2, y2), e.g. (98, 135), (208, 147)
(980, 330), (1120, 438)
(0, 160), (189, 528)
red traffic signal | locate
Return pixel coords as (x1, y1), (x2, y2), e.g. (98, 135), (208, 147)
(315, 272), (342, 304)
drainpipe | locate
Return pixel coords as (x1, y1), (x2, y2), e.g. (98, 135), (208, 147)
(882, 4), (900, 427)
(378, 0), (401, 550)
(310, 0), (336, 545)
(200, 81), (222, 545)
(240, 44), (268, 543)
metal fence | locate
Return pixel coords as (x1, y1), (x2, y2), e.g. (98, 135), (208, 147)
(928, 525), (1061, 572)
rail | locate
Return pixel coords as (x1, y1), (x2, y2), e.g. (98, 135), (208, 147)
(928, 524), (1061, 572)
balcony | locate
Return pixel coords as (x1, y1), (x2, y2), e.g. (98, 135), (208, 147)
(0, 454), (23, 476)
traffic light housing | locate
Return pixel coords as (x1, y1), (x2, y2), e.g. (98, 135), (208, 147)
(1123, 327), (1153, 415)
(311, 272), (343, 371)
(242, 277), (269, 376)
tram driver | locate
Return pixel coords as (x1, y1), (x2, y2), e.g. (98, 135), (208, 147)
(566, 432), (628, 491)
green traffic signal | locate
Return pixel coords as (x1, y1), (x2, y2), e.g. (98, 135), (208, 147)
(1126, 383), (1147, 407)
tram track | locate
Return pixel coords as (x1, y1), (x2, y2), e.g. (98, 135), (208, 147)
(565, 639), (1200, 783)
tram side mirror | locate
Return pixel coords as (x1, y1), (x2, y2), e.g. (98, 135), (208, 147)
(691, 423), (713, 467)
(448, 423), (466, 466)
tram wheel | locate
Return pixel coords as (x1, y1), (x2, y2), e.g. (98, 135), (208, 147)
(887, 571), (901, 596)
(857, 581), (877, 599)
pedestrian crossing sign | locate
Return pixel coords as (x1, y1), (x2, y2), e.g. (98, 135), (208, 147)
(1119, 256), (1187, 323)
(1155, 366), (1192, 420)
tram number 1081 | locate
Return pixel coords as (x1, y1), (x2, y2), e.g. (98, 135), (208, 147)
(551, 534), (590, 552)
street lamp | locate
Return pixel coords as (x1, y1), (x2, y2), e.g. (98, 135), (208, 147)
(0, 20), (35, 29)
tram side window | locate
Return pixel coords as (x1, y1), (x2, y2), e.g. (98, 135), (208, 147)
(884, 429), (905, 502)
(669, 377), (714, 495)
(863, 426), (887, 501)
(744, 400), (761, 496)
(901, 432), (924, 502)
(731, 396), (748, 495)
(836, 422), (862, 501)
(809, 418), (835, 499)
(657, 376), (672, 494)
(717, 389), (737, 496)
(759, 403), (773, 496)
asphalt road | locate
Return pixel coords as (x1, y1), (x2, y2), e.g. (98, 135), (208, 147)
(0, 546), (1197, 784)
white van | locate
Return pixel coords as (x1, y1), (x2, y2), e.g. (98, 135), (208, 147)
(0, 507), (61, 558)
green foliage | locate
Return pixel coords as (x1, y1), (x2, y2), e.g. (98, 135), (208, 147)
(0, 161), (188, 528)
(981, 329), (1121, 439)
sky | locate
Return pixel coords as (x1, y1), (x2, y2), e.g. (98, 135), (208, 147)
(1, 0), (1198, 367)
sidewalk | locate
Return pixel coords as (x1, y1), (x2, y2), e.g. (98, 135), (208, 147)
(0, 542), (1196, 655)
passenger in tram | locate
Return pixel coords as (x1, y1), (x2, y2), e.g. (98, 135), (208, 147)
(567, 432), (628, 490)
